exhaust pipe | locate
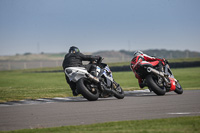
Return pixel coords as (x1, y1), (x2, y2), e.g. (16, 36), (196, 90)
(147, 67), (165, 77)
(85, 73), (100, 83)
(147, 67), (170, 85)
(86, 73), (114, 93)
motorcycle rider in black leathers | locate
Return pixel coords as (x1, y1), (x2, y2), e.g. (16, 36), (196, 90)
(62, 46), (101, 96)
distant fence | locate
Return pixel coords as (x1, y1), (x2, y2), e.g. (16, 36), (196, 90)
(0, 60), (63, 71)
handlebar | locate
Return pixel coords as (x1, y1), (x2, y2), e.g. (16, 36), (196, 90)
(162, 58), (169, 65)
(89, 56), (103, 65)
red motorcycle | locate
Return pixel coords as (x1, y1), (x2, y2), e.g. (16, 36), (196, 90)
(130, 59), (183, 95)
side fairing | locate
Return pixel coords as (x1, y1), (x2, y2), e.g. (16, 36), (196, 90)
(103, 65), (114, 82)
(65, 67), (88, 82)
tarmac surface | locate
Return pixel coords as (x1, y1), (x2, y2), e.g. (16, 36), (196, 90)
(0, 90), (200, 131)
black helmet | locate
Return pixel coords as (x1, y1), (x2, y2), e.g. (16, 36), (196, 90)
(69, 46), (80, 53)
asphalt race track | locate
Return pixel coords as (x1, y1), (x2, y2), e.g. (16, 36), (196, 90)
(0, 90), (200, 131)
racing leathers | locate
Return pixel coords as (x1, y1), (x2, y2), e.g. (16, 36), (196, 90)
(62, 52), (100, 96)
(130, 53), (165, 88)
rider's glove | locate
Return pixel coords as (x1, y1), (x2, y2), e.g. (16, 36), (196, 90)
(96, 56), (102, 64)
(94, 56), (100, 60)
(162, 58), (169, 64)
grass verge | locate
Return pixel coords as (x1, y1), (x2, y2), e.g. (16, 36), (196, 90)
(2, 116), (200, 133)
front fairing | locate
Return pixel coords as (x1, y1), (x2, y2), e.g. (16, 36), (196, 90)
(164, 64), (174, 78)
(103, 65), (114, 81)
(97, 64), (114, 82)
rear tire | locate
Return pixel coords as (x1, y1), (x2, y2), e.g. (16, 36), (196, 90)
(146, 75), (165, 96)
(76, 78), (99, 101)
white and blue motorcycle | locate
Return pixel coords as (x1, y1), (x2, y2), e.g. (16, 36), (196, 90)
(65, 58), (124, 101)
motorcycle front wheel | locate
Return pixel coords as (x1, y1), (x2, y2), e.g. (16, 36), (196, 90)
(112, 81), (125, 99)
(174, 81), (183, 94)
(76, 78), (99, 101)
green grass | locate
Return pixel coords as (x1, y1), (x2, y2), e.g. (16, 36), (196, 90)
(0, 67), (200, 102)
(0, 70), (71, 102)
(2, 116), (200, 133)
(167, 57), (200, 63)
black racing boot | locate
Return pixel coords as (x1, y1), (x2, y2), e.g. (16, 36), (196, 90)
(139, 83), (146, 88)
(72, 89), (78, 96)
(90, 71), (97, 77)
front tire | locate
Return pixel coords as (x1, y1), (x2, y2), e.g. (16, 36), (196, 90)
(76, 78), (99, 101)
(112, 81), (125, 99)
(174, 81), (183, 94)
(146, 75), (166, 96)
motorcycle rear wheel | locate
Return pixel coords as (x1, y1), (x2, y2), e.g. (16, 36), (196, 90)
(76, 78), (99, 101)
(146, 75), (166, 96)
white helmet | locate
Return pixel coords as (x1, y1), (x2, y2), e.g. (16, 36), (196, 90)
(133, 50), (143, 57)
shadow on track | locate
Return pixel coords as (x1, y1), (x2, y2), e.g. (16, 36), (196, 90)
(0, 90), (179, 106)
(0, 96), (122, 106)
(125, 90), (179, 97)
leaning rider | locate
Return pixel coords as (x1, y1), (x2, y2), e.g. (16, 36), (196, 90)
(130, 50), (166, 89)
(62, 46), (101, 96)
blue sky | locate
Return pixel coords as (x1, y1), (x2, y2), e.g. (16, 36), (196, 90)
(0, 0), (200, 55)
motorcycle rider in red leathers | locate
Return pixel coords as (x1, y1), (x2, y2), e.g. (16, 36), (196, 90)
(130, 51), (166, 89)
